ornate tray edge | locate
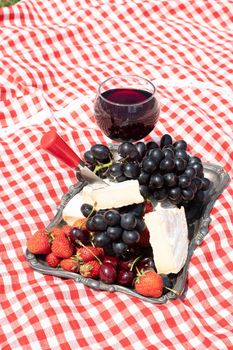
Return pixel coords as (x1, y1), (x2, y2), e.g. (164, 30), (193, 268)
(194, 163), (230, 245)
(25, 163), (230, 304)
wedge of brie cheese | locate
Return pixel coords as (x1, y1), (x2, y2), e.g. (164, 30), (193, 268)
(144, 204), (189, 274)
(83, 180), (144, 210)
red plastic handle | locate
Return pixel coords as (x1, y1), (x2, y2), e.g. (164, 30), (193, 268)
(40, 130), (81, 169)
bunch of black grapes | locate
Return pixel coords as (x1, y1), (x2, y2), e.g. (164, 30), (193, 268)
(80, 134), (211, 208)
(80, 202), (147, 257)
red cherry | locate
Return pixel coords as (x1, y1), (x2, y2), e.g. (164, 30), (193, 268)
(99, 263), (117, 284)
(137, 257), (155, 271)
(118, 257), (135, 271)
(117, 270), (134, 287)
(103, 256), (119, 268)
(70, 227), (89, 245)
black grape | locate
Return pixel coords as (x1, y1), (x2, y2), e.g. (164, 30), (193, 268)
(175, 149), (189, 162)
(92, 214), (108, 231)
(146, 141), (159, 150)
(149, 173), (164, 189)
(150, 148), (165, 163)
(93, 232), (111, 247)
(175, 157), (187, 173)
(182, 188), (194, 201)
(112, 242), (128, 255)
(139, 185), (149, 198)
(104, 210), (121, 226)
(130, 203), (145, 218)
(142, 158), (158, 173)
(190, 179), (198, 193)
(138, 171), (150, 185)
(184, 166), (197, 179)
(135, 218), (146, 232)
(192, 162), (204, 177)
(201, 177), (210, 191)
(168, 187), (182, 202)
(121, 213), (137, 230)
(159, 158), (175, 173)
(179, 174), (191, 188)
(163, 173), (177, 187)
(192, 177), (203, 190)
(123, 163), (140, 179)
(173, 140), (187, 151)
(122, 230), (140, 245)
(160, 134), (173, 148)
(91, 144), (111, 161)
(135, 142), (147, 159)
(81, 203), (95, 218)
(189, 156), (202, 165)
(86, 217), (95, 231)
(106, 226), (122, 241)
(118, 142), (139, 160)
(163, 148), (174, 159)
(108, 163), (123, 178)
(84, 150), (96, 165)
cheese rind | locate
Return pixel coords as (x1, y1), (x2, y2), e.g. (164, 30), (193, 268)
(144, 205), (189, 274)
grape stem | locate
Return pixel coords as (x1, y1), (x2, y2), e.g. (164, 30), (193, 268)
(93, 160), (113, 174)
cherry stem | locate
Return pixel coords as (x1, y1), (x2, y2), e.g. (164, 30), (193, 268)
(136, 267), (143, 276)
(164, 286), (180, 296)
(130, 255), (142, 271)
(77, 240), (102, 264)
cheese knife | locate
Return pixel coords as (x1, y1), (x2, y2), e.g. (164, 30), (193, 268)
(40, 130), (108, 186)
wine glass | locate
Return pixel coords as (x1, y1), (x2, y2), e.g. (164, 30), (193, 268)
(94, 75), (160, 142)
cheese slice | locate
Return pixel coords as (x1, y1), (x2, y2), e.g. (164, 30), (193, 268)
(84, 180), (144, 210)
(63, 180), (144, 224)
(62, 191), (85, 226)
(144, 204), (189, 274)
(62, 182), (108, 225)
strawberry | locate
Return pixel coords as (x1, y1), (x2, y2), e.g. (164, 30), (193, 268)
(49, 225), (72, 239)
(49, 227), (64, 239)
(138, 227), (150, 247)
(60, 257), (80, 272)
(45, 252), (61, 267)
(73, 218), (87, 230)
(76, 245), (102, 263)
(134, 269), (163, 298)
(80, 260), (100, 279)
(51, 236), (73, 258)
(27, 231), (51, 255)
(61, 225), (73, 237)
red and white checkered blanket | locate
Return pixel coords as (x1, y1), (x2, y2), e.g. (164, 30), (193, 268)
(1, 1), (232, 349)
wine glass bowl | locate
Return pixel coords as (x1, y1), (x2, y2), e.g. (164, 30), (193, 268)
(94, 75), (160, 142)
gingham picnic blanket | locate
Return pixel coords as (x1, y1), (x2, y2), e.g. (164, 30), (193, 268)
(1, 1), (233, 349)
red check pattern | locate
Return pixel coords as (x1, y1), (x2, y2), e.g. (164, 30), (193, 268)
(1, 1), (233, 349)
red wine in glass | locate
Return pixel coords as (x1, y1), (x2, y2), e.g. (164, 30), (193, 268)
(94, 76), (160, 142)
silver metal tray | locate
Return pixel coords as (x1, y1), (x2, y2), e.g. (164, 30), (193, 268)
(26, 163), (230, 303)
